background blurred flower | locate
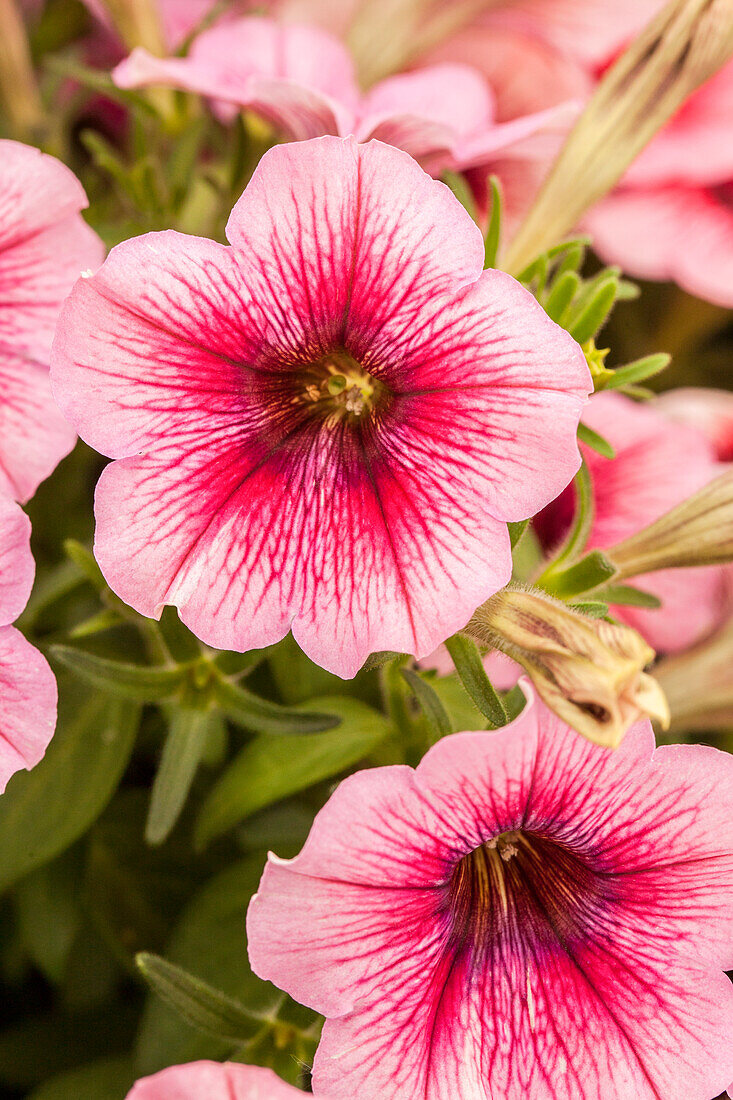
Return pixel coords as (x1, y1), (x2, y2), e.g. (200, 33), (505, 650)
(0, 140), (103, 503)
(127, 1060), (310, 1098)
(534, 391), (728, 652)
(51, 136), (589, 678)
(248, 691), (733, 1100)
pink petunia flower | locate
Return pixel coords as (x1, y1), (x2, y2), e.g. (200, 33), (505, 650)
(0, 497), (57, 793)
(126, 1060), (310, 1098)
(50, 136), (590, 678)
(247, 689), (733, 1100)
(534, 391), (728, 653)
(656, 387), (733, 463)
(112, 15), (578, 176)
(0, 140), (104, 503)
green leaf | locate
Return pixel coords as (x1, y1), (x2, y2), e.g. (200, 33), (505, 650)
(400, 668), (453, 739)
(63, 539), (107, 591)
(443, 634), (507, 728)
(544, 460), (593, 572)
(359, 649), (406, 672)
(26, 1056), (136, 1100)
(442, 169), (478, 222)
(211, 668), (339, 734)
(567, 600), (610, 618)
(14, 851), (82, 984)
(602, 353), (671, 390)
(195, 696), (390, 848)
(135, 858), (317, 1082)
(51, 645), (188, 702)
(568, 279), (618, 343)
(544, 270), (580, 323)
(145, 709), (213, 846)
(541, 549), (617, 599)
(483, 175), (502, 268)
(0, 681), (138, 893)
(577, 421), (616, 459)
(594, 583), (662, 609)
(136, 953), (266, 1043)
(508, 518), (529, 550)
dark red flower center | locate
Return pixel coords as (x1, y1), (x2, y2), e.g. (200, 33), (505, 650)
(446, 830), (609, 962)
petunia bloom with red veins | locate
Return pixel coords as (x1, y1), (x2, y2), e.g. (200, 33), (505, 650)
(0, 140), (104, 504)
(126, 1060), (311, 1099)
(112, 15), (577, 177)
(0, 497), (57, 794)
(534, 391), (728, 654)
(248, 689), (733, 1100)
(50, 136), (589, 678)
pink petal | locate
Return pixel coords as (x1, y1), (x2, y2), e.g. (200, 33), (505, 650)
(52, 137), (588, 677)
(0, 626), (57, 794)
(0, 141), (103, 501)
(586, 185), (733, 308)
(249, 694), (733, 1099)
(0, 496), (33, 626)
(126, 1060), (305, 1098)
(113, 17), (358, 137)
(656, 387), (733, 463)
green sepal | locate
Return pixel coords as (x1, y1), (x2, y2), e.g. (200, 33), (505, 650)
(601, 353), (671, 391)
(541, 549), (618, 599)
(568, 278), (618, 344)
(567, 600), (610, 618)
(508, 518), (529, 550)
(145, 709), (215, 846)
(594, 583), (662, 609)
(443, 634), (508, 728)
(358, 650), (406, 672)
(400, 668), (453, 739)
(544, 270), (581, 323)
(135, 953), (266, 1043)
(442, 170), (478, 222)
(578, 421), (616, 459)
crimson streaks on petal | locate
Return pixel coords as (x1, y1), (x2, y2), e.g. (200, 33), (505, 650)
(247, 691), (733, 1100)
(51, 137), (589, 677)
(0, 140), (104, 503)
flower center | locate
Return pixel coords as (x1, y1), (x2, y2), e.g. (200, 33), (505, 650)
(296, 349), (388, 424)
(446, 830), (607, 962)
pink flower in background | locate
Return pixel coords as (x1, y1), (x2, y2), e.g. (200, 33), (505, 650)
(248, 690), (733, 1100)
(657, 388), (733, 463)
(534, 392), (728, 653)
(0, 497), (56, 793)
(0, 140), (104, 503)
(586, 61), (733, 307)
(113, 16), (577, 175)
(51, 136), (589, 678)
(126, 1060), (308, 1098)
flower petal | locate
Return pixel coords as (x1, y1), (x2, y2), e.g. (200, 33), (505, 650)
(0, 626), (57, 794)
(0, 497), (33, 626)
(127, 1060), (304, 1099)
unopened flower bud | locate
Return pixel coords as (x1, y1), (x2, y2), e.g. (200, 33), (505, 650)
(506, 0), (733, 273)
(467, 586), (670, 747)
(607, 468), (733, 579)
(655, 616), (733, 731)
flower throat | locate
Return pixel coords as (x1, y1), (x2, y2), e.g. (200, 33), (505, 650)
(297, 349), (389, 424)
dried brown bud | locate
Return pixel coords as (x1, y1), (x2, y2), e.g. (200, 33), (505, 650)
(467, 586), (670, 747)
(505, 0), (733, 273)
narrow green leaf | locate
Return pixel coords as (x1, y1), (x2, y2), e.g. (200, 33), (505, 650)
(547, 460), (593, 572)
(145, 710), (212, 846)
(0, 682), (138, 892)
(51, 646), (187, 702)
(578, 421), (616, 459)
(136, 953), (265, 1043)
(568, 279), (618, 343)
(67, 608), (122, 639)
(442, 170), (478, 222)
(195, 696), (389, 847)
(603, 353), (671, 390)
(507, 519), (529, 550)
(211, 669), (339, 734)
(483, 175), (502, 268)
(443, 634), (507, 728)
(359, 649), (406, 671)
(502, 683), (527, 722)
(554, 241), (586, 278)
(400, 668), (453, 739)
(544, 270), (580, 322)
(63, 539), (106, 591)
(616, 278), (640, 300)
(542, 549), (617, 599)
(27, 1056), (135, 1100)
(594, 583), (662, 609)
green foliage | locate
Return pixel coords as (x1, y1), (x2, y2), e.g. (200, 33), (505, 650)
(443, 634), (508, 728)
